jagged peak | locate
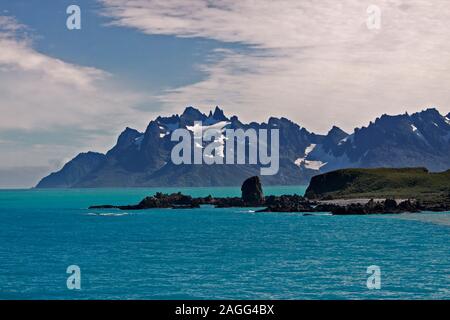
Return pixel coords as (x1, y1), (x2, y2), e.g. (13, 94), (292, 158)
(228, 115), (242, 127)
(120, 127), (141, 135)
(156, 114), (180, 124)
(410, 107), (447, 126)
(181, 106), (205, 118)
(359, 108), (447, 134)
(212, 106), (228, 121)
(106, 127), (143, 156)
(375, 108), (442, 123)
(145, 120), (160, 132)
(378, 112), (409, 121)
(76, 151), (105, 158)
(419, 107), (441, 115)
(268, 116), (300, 127)
(267, 116), (279, 125)
(363, 112), (410, 131)
(114, 127), (142, 148)
(327, 125), (348, 137)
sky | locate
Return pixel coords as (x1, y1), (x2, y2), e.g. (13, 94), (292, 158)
(0, 0), (449, 188)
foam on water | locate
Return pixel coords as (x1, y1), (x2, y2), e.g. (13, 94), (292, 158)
(86, 212), (131, 217)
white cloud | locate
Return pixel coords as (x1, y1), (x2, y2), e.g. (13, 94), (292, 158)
(100, 0), (450, 132)
(0, 15), (161, 180)
(0, 16), (104, 90)
(0, 15), (162, 147)
(0, 39), (104, 90)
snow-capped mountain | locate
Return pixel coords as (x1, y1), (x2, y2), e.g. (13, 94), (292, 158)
(36, 107), (450, 188)
(313, 108), (450, 172)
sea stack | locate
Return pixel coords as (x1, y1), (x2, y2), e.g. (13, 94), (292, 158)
(241, 176), (264, 205)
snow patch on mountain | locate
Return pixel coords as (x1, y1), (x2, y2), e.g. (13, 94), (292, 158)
(294, 143), (316, 167)
(338, 134), (354, 145)
(305, 144), (316, 155)
(307, 144), (358, 172)
(410, 123), (428, 142)
(295, 144), (328, 170)
(186, 121), (230, 134)
(162, 122), (179, 131)
(304, 160), (327, 170)
(187, 121), (230, 157)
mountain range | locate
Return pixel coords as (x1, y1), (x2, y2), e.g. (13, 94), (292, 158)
(36, 107), (450, 188)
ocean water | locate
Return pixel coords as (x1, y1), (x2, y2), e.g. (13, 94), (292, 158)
(0, 186), (449, 300)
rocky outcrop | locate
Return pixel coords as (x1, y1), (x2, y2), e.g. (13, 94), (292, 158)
(89, 176), (450, 215)
(328, 199), (421, 215)
(241, 176), (264, 205)
(89, 193), (245, 210)
(89, 193), (450, 214)
(90, 192), (202, 210)
(89, 178), (258, 210)
(260, 195), (315, 212)
(89, 193), (442, 214)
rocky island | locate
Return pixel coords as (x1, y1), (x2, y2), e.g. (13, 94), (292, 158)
(89, 168), (450, 215)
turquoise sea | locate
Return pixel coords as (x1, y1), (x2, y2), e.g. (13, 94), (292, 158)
(0, 186), (449, 300)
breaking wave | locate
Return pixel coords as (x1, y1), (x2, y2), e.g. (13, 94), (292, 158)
(86, 212), (131, 217)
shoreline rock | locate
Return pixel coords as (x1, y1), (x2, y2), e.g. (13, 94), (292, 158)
(89, 176), (450, 215)
(89, 194), (449, 215)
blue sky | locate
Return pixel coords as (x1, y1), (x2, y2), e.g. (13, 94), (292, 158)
(2, 0), (238, 91)
(0, 0), (449, 187)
